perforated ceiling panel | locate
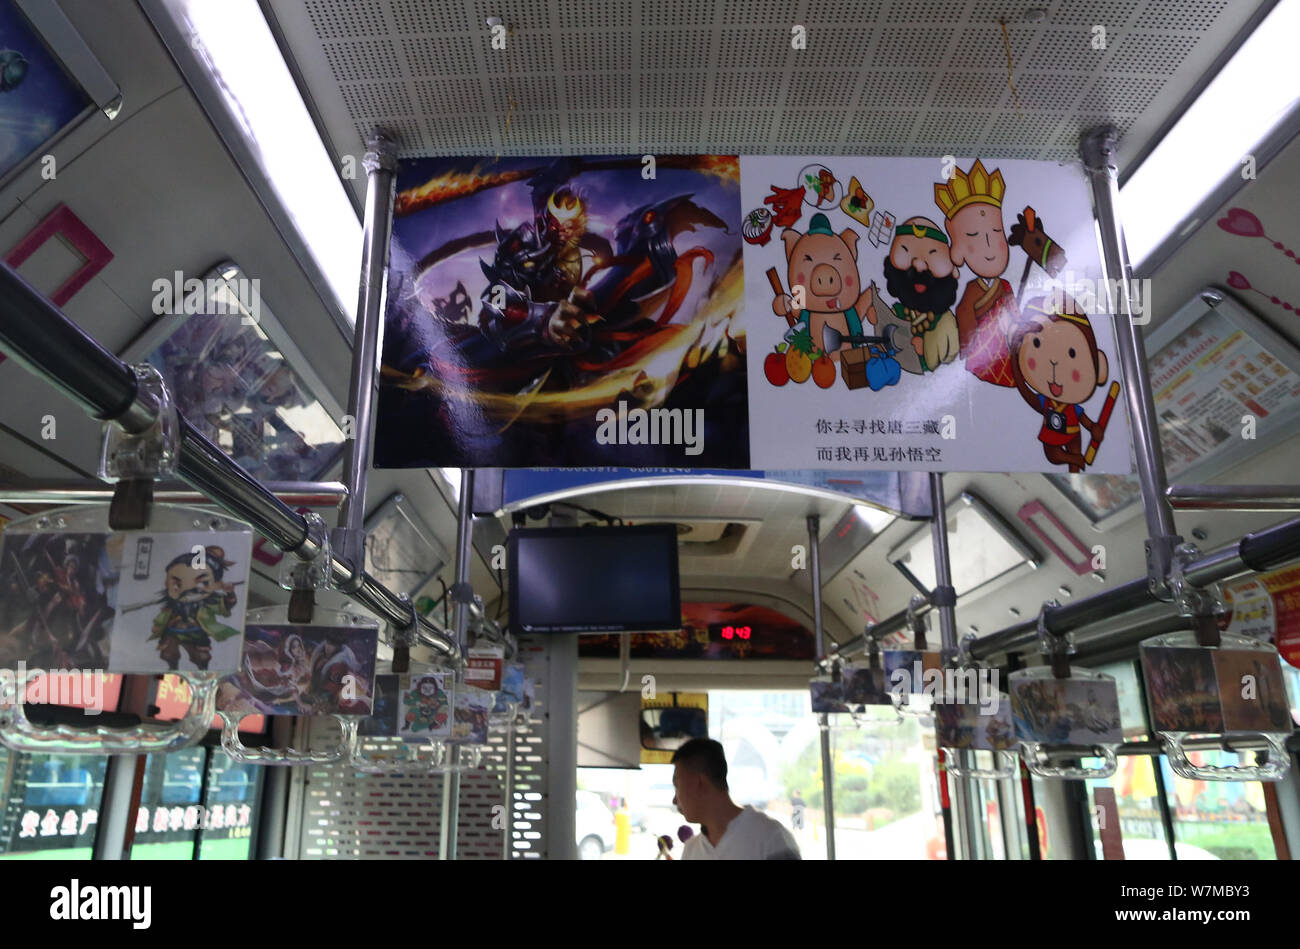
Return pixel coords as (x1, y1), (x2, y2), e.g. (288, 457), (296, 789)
(266, 0), (1264, 174)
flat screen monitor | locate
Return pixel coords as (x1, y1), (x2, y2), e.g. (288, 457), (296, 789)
(509, 525), (681, 634)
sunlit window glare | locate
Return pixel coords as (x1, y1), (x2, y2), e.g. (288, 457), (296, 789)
(167, 0), (361, 323)
(1120, 0), (1300, 269)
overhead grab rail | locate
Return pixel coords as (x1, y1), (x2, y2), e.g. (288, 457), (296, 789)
(0, 479), (349, 508)
(1166, 484), (1300, 512)
(0, 254), (458, 662)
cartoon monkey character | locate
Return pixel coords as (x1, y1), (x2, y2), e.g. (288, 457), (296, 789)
(1010, 296), (1111, 472)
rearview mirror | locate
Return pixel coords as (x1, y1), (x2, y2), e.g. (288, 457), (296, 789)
(640, 706), (708, 751)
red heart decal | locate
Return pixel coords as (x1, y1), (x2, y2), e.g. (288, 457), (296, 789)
(1217, 207), (1264, 238)
(1227, 271), (1251, 290)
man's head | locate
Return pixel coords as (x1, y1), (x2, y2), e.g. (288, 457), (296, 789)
(671, 737), (729, 822)
(884, 216), (959, 314)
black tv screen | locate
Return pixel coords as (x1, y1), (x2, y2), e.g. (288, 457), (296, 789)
(509, 525), (681, 634)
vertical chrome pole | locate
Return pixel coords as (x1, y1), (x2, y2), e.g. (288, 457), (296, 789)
(333, 130), (398, 587)
(1081, 126), (1182, 593)
(809, 515), (836, 860)
(502, 718), (515, 860)
(928, 473), (978, 860)
(441, 468), (476, 860)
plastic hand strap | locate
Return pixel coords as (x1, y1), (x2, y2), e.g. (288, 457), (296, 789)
(0, 672), (218, 755)
(890, 691), (933, 719)
(443, 744), (484, 770)
(942, 749), (1018, 780)
(350, 737), (446, 774)
(1163, 732), (1290, 782)
(219, 711), (358, 765)
(1019, 742), (1118, 779)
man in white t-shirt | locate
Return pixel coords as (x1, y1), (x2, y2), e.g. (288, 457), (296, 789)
(672, 738), (800, 860)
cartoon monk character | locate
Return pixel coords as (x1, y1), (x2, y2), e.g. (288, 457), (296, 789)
(935, 159), (1021, 386)
(1009, 295), (1115, 473)
(881, 217), (961, 371)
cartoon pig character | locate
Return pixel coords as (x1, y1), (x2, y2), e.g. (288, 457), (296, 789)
(773, 213), (873, 363)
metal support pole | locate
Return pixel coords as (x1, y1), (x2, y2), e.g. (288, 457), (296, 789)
(928, 473), (978, 859)
(502, 719), (515, 860)
(441, 468), (476, 860)
(1081, 126), (1183, 596)
(928, 474), (958, 656)
(808, 515), (835, 860)
(333, 130), (397, 590)
(91, 754), (139, 860)
(818, 715), (836, 860)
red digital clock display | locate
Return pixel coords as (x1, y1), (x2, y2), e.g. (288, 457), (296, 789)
(719, 625), (751, 640)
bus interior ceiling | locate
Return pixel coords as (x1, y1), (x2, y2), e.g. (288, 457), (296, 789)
(0, 0), (1296, 866)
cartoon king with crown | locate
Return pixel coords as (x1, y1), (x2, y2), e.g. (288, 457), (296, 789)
(935, 159), (1023, 387)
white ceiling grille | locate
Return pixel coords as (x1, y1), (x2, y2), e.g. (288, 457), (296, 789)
(266, 0), (1262, 172)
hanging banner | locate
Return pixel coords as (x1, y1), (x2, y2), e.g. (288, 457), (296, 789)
(377, 154), (1130, 474)
(378, 155), (748, 469)
(741, 155), (1128, 473)
(1223, 565), (1300, 670)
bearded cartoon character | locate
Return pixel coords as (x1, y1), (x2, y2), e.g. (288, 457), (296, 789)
(147, 547), (240, 670)
(881, 216), (961, 371)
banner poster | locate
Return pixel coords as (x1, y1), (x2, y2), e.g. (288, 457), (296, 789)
(377, 154), (1131, 474)
(741, 156), (1128, 473)
(378, 155), (747, 469)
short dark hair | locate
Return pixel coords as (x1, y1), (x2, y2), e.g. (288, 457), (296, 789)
(671, 738), (728, 791)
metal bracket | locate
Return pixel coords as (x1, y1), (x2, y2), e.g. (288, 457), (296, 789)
(330, 526), (367, 595)
(1036, 600), (1075, 678)
(1168, 542), (1225, 647)
(957, 631), (978, 667)
(363, 130), (399, 175)
(281, 512), (333, 624)
(906, 594), (928, 651)
(100, 364), (177, 531)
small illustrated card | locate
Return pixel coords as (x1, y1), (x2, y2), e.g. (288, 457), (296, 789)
(809, 676), (848, 714)
(494, 662), (525, 713)
(398, 673), (452, 740)
(0, 527), (254, 674)
(449, 687), (491, 744)
(1009, 677), (1123, 745)
(934, 700), (1017, 751)
(357, 674), (400, 738)
(882, 649), (943, 695)
(110, 531), (252, 674)
(1141, 647), (1225, 734)
(842, 663), (891, 707)
(216, 623), (378, 718)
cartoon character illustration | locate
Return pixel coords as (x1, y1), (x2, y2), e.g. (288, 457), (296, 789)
(936, 160), (1022, 387)
(880, 216), (961, 371)
(771, 212), (873, 367)
(144, 547), (240, 670)
(403, 676), (449, 733)
(308, 630), (369, 714)
(1009, 295), (1121, 472)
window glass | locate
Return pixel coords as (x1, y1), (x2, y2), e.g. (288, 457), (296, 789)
(1083, 755), (1173, 859)
(130, 747), (207, 859)
(197, 752), (261, 860)
(0, 751), (107, 859)
(1161, 754), (1276, 860)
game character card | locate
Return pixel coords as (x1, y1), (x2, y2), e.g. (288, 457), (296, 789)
(216, 623), (378, 719)
(398, 673), (452, 740)
(450, 687), (491, 744)
(934, 700), (1016, 751)
(1141, 647), (1225, 734)
(1009, 677), (1122, 745)
(111, 531), (252, 674)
